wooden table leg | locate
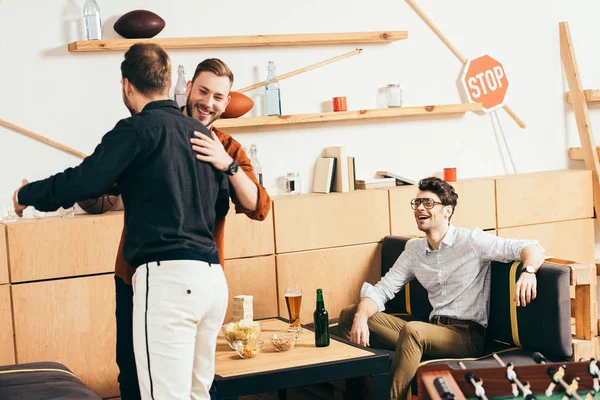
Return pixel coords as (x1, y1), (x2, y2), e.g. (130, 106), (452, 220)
(371, 372), (391, 400)
(344, 377), (365, 400)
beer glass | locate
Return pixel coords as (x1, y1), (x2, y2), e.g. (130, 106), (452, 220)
(285, 286), (302, 332)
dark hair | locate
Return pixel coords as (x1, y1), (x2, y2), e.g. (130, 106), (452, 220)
(121, 43), (171, 96)
(418, 177), (459, 219)
(191, 58), (234, 87)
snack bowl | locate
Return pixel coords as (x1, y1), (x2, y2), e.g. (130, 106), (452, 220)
(233, 339), (264, 359)
(222, 320), (261, 349)
(270, 332), (298, 352)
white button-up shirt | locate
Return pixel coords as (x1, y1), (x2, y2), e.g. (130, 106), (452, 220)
(361, 225), (543, 327)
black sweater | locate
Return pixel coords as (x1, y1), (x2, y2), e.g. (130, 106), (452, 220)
(19, 100), (229, 267)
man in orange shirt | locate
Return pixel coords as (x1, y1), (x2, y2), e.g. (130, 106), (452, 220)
(114, 59), (271, 400)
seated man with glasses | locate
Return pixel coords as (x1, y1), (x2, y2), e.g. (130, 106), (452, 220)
(338, 176), (545, 400)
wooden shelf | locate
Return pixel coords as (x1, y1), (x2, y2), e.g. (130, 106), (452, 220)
(68, 31), (408, 52)
(213, 103), (482, 129)
(566, 89), (600, 103)
(569, 146), (600, 160)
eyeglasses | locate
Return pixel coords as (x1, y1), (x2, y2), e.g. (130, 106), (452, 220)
(410, 198), (444, 210)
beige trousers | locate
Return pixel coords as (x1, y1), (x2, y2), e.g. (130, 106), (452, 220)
(338, 305), (484, 400)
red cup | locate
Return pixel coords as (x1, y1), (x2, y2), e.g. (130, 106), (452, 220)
(443, 167), (457, 182)
(332, 96), (347, 112)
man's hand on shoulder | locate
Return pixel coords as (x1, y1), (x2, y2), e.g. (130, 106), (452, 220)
(514, 269), (537, 307)
(349, 313), (370, 347)
(190, 130), (233, 171)
(13, 179), (29, 218)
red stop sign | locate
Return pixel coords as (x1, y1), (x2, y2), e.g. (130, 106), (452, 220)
(461, 55), (509, 112)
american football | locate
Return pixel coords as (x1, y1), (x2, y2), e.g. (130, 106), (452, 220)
(222, 91), (254, 118)
(114, 10), (166, 39)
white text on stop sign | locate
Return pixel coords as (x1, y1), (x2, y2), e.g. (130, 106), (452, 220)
(467, 66), (505, 98)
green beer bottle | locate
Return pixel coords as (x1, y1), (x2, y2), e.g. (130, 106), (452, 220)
(313, 288), (330, 347)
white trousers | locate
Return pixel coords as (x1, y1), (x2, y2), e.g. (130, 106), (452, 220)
(132, 260), (228, 400)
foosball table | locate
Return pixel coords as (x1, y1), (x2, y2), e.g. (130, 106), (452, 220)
(418, 353), (599, 400)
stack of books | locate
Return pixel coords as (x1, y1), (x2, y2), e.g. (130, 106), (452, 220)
(355, 177), (396, 190)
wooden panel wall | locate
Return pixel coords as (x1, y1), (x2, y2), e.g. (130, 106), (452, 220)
(0, 225), (8, 284)
(223, 256), (278, 322)
(223, 206), (274, 260)
(0, 285), (15, 365)
(273, 190), (389, 253)
(450, 179), (496, 230)
(12, 274), (118, 398)
(495, 170), (593, 228)
(276, 243), (382, 324)
(7, 212), (124, 282)
(498, 219), (595, 264)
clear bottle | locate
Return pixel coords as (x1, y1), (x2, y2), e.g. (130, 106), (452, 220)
(174, 65), (187, 108)
(249, 144), (263, 185)
(83, 0), (103, 40)
(265, 61), (282, 116)
(313, 288), (330, 347)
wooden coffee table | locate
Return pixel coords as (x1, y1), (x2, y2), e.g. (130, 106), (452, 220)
(214, 318), (390, 399)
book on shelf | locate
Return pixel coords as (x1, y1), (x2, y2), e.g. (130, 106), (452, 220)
(355, 177), (396, 190)
(347, 156), (356, 191)
(376, 171), (415, 185)
(324, 146), (350, 192)
(312, 157), (336, 194)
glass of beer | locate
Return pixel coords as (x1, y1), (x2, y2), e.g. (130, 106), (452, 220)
(285, 286), (302, 332)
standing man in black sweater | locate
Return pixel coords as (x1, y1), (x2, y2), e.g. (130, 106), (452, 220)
(13, 43), (230, 400)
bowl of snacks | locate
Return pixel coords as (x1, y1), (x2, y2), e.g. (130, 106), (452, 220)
(233, 339), (264, 359)
(270, 332), (299, 352)
(222, 320), (261, 349)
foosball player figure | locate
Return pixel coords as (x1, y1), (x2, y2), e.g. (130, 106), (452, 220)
(562, 377), (581, 400)
(546, 365), (567, 397)
(465, 372), (487, 400)
(585, 390), (596, 400)
(589, 358), (600, 392)
(506, 362), (519, 397)
(523, 381), (536, 400)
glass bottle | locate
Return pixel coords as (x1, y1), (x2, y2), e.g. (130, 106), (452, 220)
(249, 144), (263, 185)
(265, 61), (282, 116)
(174, 65), (187, 107)
(313, 288), (330, 347)
(83, 0), (103, 40)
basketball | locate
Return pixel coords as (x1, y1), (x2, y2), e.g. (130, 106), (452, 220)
(77, 194), (120, 215)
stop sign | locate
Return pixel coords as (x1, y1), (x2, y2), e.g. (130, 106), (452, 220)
(461, 55), (509, 112)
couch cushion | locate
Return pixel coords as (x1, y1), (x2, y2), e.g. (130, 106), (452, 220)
(381, 236), (432, 321)
(0, 362), (100, 400)
(487, 260), (572, 358)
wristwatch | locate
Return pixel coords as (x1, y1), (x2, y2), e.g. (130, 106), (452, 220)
(225, 160), (239, 176)
(522, 265), (536, 274)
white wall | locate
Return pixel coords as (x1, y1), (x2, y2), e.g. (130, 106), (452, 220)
(0, 0), (597, 213)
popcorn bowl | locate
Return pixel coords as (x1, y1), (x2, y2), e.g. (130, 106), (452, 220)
(222, 320), (261, 349)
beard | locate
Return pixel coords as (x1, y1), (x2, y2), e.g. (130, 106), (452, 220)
(185, 97), (221, 128)
(122, 88), (136, 116)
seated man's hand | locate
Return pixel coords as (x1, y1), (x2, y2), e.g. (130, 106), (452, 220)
(349, 314), (370, 347)
(514, 273), (537, 307)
